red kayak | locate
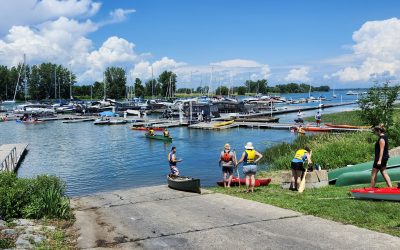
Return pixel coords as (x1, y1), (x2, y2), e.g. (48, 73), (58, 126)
(301, 127), (332, 132)
(350, 187), (400, 201)
(217, 177), (271, 187)
(131, 127), (164, 131)
(325, 123), (370, 129)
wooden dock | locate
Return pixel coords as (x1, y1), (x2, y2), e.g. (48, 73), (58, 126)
(189, 121), (368, 132)
(0, 143), (28, 172)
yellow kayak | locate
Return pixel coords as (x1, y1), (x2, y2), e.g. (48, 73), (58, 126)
(214, 120), (235, 127)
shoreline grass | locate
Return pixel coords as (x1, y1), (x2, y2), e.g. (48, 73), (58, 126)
(210, 182), (400, 237)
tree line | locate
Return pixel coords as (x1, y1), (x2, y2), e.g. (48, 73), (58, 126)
(0, 62), (330, 101)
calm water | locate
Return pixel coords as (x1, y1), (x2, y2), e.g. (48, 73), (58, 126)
(0, 90), (358, 196)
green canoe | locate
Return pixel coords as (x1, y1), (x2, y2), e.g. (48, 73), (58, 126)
(335, 166), (400, 186)
(145, 134), (173, 141)
(328, 157), (400, 183)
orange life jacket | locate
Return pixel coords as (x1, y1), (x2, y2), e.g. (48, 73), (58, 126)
(221, 150), (232, 162)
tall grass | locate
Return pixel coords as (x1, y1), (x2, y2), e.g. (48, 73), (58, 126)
(263, 132), (376, 170)
(305, 110), (366, 126)
(0, 173), (72, 220)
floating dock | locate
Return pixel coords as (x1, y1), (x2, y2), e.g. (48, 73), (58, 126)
(0, 143), (29, 172)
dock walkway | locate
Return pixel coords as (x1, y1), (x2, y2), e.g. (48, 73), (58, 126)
(0, 143), (28, 172)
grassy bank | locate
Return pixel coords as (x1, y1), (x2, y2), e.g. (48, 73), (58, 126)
(264, 132), (376, 170)
(211, 183), (400, 237)
(305, 110), (366, 126)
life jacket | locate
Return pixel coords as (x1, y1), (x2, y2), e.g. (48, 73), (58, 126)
(164, 131), (169, 136)
(244, 149), (255, 164)
(221, 150), (232, 162)
(294, 149), (307, 161)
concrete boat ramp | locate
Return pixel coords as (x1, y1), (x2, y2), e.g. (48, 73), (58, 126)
(72, 186), (399, 249)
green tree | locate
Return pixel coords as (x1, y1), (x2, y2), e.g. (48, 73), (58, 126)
(237, 86), (247, 95)
(359, 82), (400, 129)
(134, 78), (145, 97)
(145, 79), (157, 97)
(104, 67), (126, 99)
(215, 86), (229, 95)
(158, 71), (177, 98)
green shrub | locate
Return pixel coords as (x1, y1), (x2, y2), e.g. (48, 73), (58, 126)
(0, 174), (72, 220)
(263, 132), (376, 170)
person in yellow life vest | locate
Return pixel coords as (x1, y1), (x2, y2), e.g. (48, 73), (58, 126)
(290, 146), (312, 191)
(163, 129), (170, 137)
(236, 142), (263, 193)
(219, 143), (236, 188)
(148, 128), (155, 136)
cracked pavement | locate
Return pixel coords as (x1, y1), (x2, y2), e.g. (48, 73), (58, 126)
(71, 185), (400, 249)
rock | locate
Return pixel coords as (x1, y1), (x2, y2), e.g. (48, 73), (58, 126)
(0, 219), (6, 228)
(25, 225), (56, 234)
(281, 170), (329, 189)
(16, 233), (45, 249)
(2, 228), (17, 236)
(13, 219), (35, 226)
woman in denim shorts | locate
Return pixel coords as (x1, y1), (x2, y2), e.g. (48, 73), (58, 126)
(236, 142), (263, 193)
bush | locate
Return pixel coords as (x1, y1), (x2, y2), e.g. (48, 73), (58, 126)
(0, 174), (72, 220)
(263, 132), (376, 170)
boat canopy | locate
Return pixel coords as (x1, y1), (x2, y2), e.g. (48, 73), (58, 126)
(99, 111), (117, 117)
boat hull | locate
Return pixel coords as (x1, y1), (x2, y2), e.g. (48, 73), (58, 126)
(325, 123), (370, 129)
(335, 166), (400, 186)
(217, 177), (271, 187)
(167, 174), (201, 194)
(351, 188), (400, 201)
(145, 134), (172, 141)
(131, 127), (164, 131)
(214, 120), (234, 127)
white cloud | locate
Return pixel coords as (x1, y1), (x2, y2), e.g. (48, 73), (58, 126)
(211, 59), (262, 68)
(285, 67), (310, 82)
(0, 0), (101, 34)
(333, 18), (400, 82)
(130, 57), (186, 80)
(108, 8), (136, 23)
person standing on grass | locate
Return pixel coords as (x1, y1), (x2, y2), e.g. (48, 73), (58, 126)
(296, 110), (304, 123)
(371, 126), (392, 188)
(290, 146), (312, 191)
(315, 111), (322, 127)
(236, 142), (263, 193)
(219, 143), (236, 188)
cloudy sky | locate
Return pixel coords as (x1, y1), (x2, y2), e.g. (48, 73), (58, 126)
(0, 0), (399, 88)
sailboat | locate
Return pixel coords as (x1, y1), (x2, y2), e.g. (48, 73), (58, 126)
(332, 88), (337, 98)
(3, 55), (26, 104)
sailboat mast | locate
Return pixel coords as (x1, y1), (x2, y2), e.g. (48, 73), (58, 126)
(13, 58), (24, 102)
(23, 54), (27, 102)
(69, 64), (72, 100)
(54, 67), (57, 99)
(103, 72), (106, 100)
(208, 67), (213, 98)
(151, 66), (154, 99)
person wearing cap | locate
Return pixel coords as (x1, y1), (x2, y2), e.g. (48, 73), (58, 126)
(290, 146), (312, 191)
(236, 142), (263, 193)
(219, 143), (236, 188)
(371, 125), (392, 188)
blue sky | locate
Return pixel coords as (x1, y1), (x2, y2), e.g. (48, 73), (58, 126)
(1, 0), (400, 87)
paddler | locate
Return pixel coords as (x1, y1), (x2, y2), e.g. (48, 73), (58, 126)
(168, 146), (182, 176)
(371, 125), (392, 188)
(290, 146), (312, 191)
(163, 129), (170, 137)
(236, 142), (263, 193)
(148, 128), (155, 136)
(219, 143), (236, 188)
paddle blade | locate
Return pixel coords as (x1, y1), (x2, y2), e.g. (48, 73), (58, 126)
(298, 171), (307, 193)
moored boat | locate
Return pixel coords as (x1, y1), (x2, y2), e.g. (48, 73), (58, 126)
(93, 118), (110, 125)
(167, 174), (201, 194)
(301, 127), (332, 132)
(350, 187), (400, 201)
(131, 126), (164, 131)
(335, 166), (400, 186)
(216, 177), (271, 187)
(325, 123), (371, 129)
(328, 157), (400, 183)
(213, 120), (234, 127)
(108, 119), (127, 125)
(145, 134), (173, 141)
